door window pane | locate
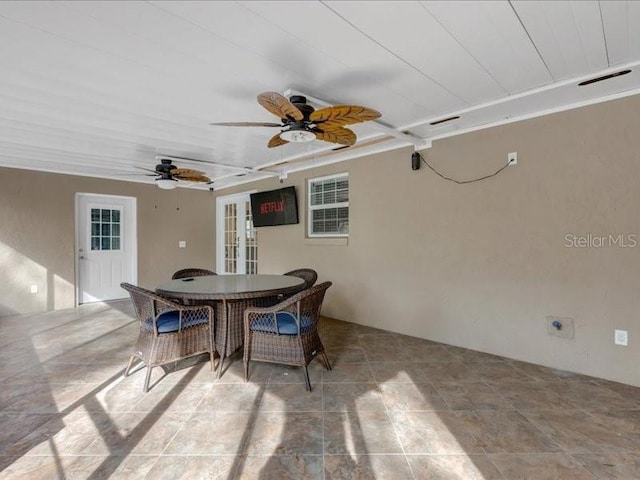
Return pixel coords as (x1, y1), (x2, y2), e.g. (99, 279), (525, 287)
(90, 207), (122, 251)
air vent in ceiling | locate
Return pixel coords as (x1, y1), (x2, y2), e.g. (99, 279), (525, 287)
(429, 115), (460, 126)
(578, 69), (631, 86)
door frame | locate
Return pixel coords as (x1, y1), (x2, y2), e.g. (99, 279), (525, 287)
(216, 190), (256, 275)
(74, 193), (138, 305)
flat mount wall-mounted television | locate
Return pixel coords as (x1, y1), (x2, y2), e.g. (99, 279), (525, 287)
(250, 186), (299, 227)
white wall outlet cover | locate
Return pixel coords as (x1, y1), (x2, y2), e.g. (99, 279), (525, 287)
(508, 152), (518, 165)
(614, 329), (628, 346)
(30, 285), (38, 294)
(179, 241), (186, 248)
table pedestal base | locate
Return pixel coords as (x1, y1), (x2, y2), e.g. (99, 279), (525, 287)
(214, 296), (279, 378)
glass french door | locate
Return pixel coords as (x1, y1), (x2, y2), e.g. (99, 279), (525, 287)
(216, 192), (258, 274)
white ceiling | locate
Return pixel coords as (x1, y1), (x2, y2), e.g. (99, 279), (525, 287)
(1, 0), (639, 190)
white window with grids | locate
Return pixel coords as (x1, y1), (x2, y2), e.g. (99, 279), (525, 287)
(308, 172), (349, 237)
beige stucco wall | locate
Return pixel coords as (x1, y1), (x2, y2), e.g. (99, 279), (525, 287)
(0, 169), (215, 316)
(217, 95), (640, 386)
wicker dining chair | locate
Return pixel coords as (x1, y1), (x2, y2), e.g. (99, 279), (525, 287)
(243, 281), (332, 391)
(172, 268), (217, 280)
(120, 282), (215, 392)
(282, 268), (318, 298)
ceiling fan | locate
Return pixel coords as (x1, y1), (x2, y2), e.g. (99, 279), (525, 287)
(210, 92), (381, 148)
(138, 159), (211, 190)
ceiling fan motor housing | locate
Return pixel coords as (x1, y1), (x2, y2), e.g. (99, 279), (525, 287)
(289, 95), (315, 120)
(155, 158), (177, 174)
(277, 95), (318, 142)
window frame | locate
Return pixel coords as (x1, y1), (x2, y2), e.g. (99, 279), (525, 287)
(307, 172), (349, 238)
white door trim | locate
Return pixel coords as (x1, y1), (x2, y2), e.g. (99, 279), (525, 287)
(216, 190), (256, 275)
(75, 193), (137, 305)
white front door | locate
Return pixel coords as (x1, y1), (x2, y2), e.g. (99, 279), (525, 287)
(216, 192), (258, 274)
(76, 193), (137, 303)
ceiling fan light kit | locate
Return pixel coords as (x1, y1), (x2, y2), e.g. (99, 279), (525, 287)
(156, 177), (178, 190)
(279, 128), (316, 143)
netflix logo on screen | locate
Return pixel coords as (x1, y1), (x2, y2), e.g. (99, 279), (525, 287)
(259, 200), (284, 215)
(250, 186), (299, 227)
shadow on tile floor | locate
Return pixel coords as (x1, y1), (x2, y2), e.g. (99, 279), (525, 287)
(1, 304), (640, 479)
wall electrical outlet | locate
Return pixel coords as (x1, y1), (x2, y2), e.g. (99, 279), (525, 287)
(614, 329), (628, 346)
(508, 152), (518, 165)
(30, 285), (38, 294)
(179, 241), (186, 248)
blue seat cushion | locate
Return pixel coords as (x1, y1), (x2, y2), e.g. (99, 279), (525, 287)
(250, 312), (314, 335)
(155, 310), (208, 334)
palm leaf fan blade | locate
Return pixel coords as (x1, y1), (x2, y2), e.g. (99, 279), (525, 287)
(309, 105), (381, 128)
(171, 168), (210, 182)
(268, 133), (289, 148)
(171, 168), (205, 177)
(314, 127), (356, 146)
(257, 92), (303, 121)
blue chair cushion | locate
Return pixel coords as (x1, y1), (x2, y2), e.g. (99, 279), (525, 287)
(155, 310), (208, 334)
(250, 312), (314, 335)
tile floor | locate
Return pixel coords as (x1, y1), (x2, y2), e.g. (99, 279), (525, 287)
(1, 301), (639, 479)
